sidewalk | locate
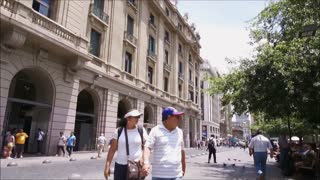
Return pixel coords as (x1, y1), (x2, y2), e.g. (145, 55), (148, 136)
(0, 147), (200, 168)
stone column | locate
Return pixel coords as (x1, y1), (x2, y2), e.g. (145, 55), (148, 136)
(104, 90), (119, 139)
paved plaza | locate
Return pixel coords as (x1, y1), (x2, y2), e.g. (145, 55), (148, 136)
(0, 147), (288, 180)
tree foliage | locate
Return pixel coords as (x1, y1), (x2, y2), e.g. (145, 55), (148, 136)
(208, 0), (320, 125)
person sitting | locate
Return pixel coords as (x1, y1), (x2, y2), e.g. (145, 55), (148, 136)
(294, 143), (316, 174)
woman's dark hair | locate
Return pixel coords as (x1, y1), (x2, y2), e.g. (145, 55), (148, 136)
(118, 118), (127, 127)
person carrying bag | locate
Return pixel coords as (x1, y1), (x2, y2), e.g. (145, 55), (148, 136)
(104, 110), (148, 180)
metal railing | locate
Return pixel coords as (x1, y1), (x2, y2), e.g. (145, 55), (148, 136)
(89, 3), (109, 24)
(163, 62), (171, 71)
(178, 72), (183, 80)
(147, 50), (157, 60)
(124, 31), (137, 46)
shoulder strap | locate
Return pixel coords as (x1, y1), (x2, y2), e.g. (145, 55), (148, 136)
(117, 127), (123, 140)
(138, 126), (144, 150)
(124, 127), (130, 158)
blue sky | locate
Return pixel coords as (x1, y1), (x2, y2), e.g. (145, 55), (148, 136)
(177, 0), (267, 73)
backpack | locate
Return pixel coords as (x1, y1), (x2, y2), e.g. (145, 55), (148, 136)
(117, 126), (144, 150)
(208, 139), (215, 149)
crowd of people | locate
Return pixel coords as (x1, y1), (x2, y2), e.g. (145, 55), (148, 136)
(278, 133), (319, 178)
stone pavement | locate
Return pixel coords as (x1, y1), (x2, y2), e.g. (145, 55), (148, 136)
(0, 147), (291, 180)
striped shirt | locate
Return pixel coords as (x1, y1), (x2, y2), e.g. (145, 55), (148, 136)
(145, 124), (184, 178)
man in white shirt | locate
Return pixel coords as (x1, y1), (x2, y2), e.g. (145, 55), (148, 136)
(249, 129), (273, 180)
(97, 133), (106, 157)
(36, 128), (45, 154)
(143, 107), (186, 180)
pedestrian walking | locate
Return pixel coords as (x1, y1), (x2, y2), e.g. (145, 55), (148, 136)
(56, 132), (66, 157)
(207, 135), (217, 163)
(248, 129), (273, 180)
(15, 129), (29, 159)
(5, 131), (15, 159)
(97, 133), (106, 158)
(143, 107), (186, 180)
(66, 132), (76, 158)
(35, 128), (45, 154)
(104, 109), (148, 180)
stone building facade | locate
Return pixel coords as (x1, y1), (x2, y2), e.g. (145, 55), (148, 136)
(199, 60), (220, 142)
(0, 0), (202, 155)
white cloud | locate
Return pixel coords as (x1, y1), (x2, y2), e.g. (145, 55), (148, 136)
(198, 24), (254, 74)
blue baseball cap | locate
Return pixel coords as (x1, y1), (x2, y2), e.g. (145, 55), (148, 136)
(162, 107), (184, 121)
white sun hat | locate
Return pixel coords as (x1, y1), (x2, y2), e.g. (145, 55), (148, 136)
(124, 109), (143, 118)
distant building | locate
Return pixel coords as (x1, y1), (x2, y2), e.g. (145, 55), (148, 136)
(232, 114), (252, 140)
(199, 60), (220, 143)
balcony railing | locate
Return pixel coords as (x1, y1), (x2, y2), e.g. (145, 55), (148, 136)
(189, 80), (194, 86)
(147, 50), (157, 61)
(1, 0), (14, 12)
(148, 20), (157, 31)
(163, 62), (171, 72)
(124, 31), (137, 46)
(89, 4), (109, 25)
(127, 0), (137, 11)
(178, 72), (183, 80)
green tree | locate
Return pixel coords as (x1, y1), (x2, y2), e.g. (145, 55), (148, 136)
(208, 0), (320, 126)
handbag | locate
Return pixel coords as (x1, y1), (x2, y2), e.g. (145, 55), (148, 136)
(124, 127), (145, 180)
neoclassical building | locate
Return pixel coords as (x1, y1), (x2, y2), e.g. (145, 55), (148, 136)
(0, 0), (202, 155)
(199, 60), (220, 141)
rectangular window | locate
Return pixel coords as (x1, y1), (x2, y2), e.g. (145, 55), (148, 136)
(148, 35), (155, 53)
(178, 84), (182, 98)
(178, 44), (182, 53)
(128, 0), (136, 5)
(189, 91), (194, 101)
(125, 52), (132, 74)
(149, 13), (155, 25)
(32, 0), (51, 17)
(165, 7), (170, 16)
(196, 94), (198, 104)
(189, 54), (192, 63)
(179, 62), (183, 74)
(165, 50), (169, 64)
(93, 0), (105, 18)
(189, 69), (192, 81)
(164, 31), (170, 42)
(200, 81), (204, 89)
(90, 29), (101, 57)
(164, 77), (169, 92)
(195, 77), (198, 87)
(127, 15), (134, 35)
(148, 66), (153, 84)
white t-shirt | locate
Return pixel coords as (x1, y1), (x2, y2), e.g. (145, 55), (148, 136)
(97, 136), (106, 145)
(112, 126), (148, 165)
(249, 134), (273, 152)
(37, 131), (45, 141)
(145, 124), (185, 178)
(57, 136), (66, 146)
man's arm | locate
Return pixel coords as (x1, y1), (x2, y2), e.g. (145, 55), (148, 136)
(181, 150), (186, 176)
(249, 148), (254, 156)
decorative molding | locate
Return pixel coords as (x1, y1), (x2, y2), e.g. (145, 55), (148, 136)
(0, 27), (27, 50)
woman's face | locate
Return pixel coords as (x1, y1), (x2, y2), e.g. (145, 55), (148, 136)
(127, 116), (140, 125)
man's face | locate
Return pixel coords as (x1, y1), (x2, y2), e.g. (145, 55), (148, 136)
(168, 115), (181, 127)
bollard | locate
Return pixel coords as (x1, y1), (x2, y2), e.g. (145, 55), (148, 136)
(42, 160), (52, 164)
(68, 174), (82, 180)
(7, 162), (18, 167)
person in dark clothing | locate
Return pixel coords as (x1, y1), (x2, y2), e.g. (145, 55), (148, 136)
(207, 135), (217, 163)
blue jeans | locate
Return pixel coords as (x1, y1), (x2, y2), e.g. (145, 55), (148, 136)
(253, 152), (268, 175)
(152, 177), (182, 180)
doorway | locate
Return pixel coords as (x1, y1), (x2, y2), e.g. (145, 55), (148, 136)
(74, 90), (96, 151)
(4, 68), (53, 154)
